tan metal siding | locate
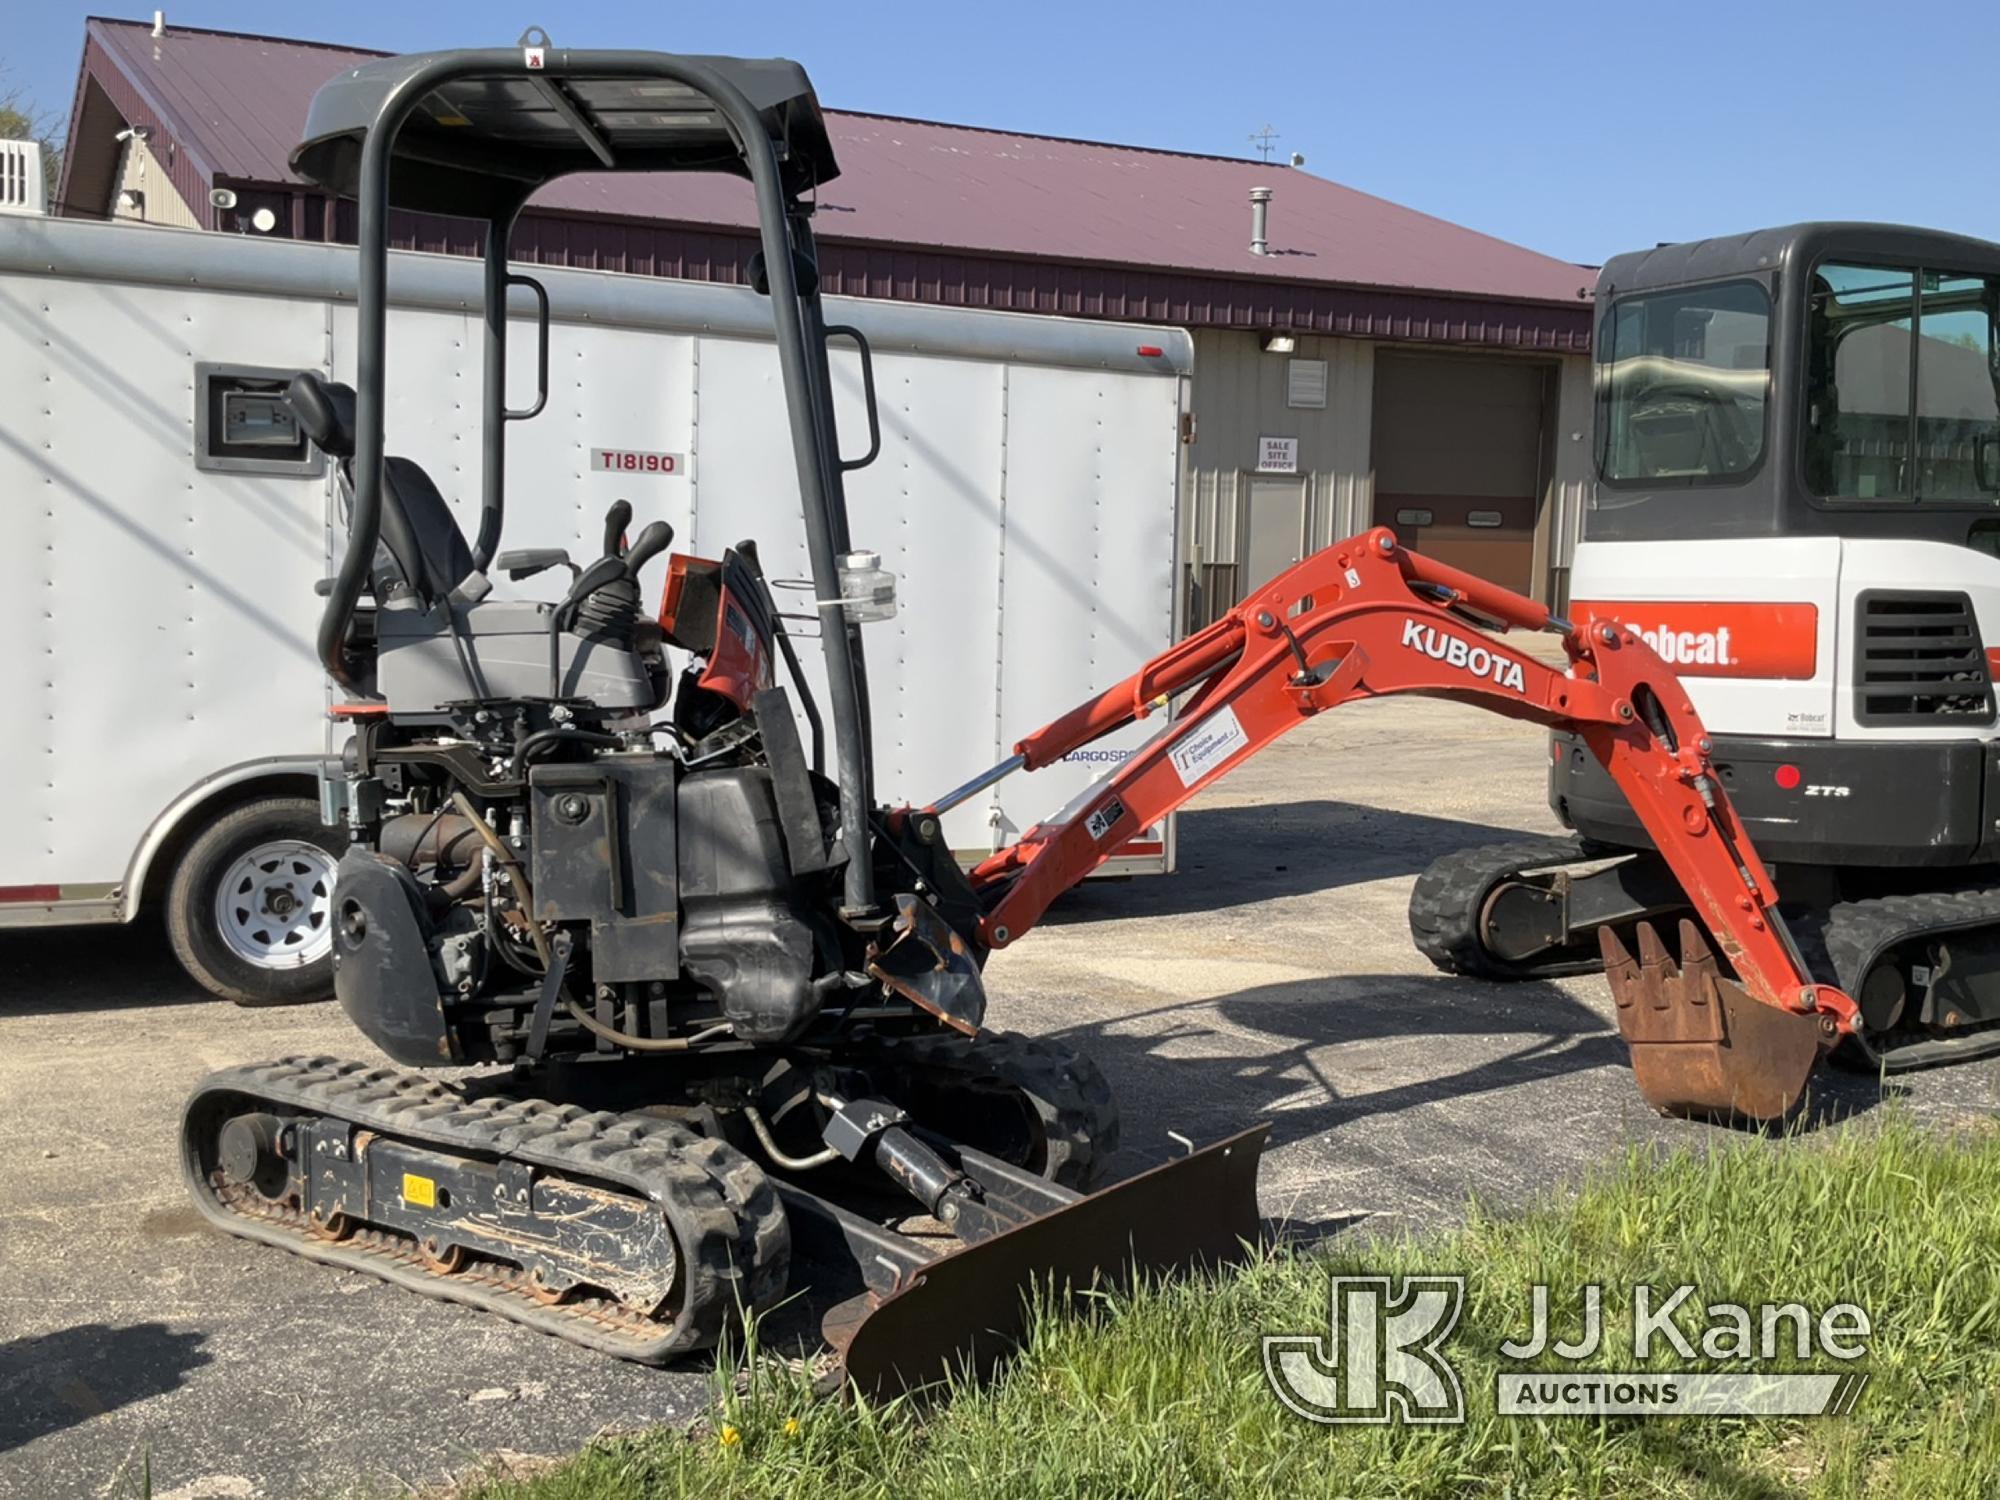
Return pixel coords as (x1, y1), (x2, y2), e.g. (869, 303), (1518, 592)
(1184, 329), (1373, 617)
(1183, 334), (1591, 620)
(111, 136), (201, 229)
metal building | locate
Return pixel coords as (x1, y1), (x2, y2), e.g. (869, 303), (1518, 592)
(55, 16), (1598, 616)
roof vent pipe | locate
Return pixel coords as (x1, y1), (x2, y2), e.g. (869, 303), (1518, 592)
(152, 10), (165, 36)
(1249, 186), (1273, 256)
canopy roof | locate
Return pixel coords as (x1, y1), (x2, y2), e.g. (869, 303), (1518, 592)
(291, 47), (838, 219)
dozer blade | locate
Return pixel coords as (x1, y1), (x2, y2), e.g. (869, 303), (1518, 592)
(1602, 919), (1825, 1123)
(831, 1124), (1267, 1400)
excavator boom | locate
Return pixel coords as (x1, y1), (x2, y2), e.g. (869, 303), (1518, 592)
(944, 527), (1855, 1122)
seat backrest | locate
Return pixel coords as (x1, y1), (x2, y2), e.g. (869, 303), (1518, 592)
(285, 370), (356, 457)
(380, 458), (478, 607)
(285, 371), (477, 607)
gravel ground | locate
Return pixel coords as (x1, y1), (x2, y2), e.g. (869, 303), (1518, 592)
(3, 695), (1994, 1499)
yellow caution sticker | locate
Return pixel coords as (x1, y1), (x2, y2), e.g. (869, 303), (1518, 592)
(402, 1172), (437, 1208)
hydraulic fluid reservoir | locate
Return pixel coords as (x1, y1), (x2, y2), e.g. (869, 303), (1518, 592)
(838, 550), (898, 623)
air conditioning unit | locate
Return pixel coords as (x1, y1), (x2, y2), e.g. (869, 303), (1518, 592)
(0, 140), (47, 217)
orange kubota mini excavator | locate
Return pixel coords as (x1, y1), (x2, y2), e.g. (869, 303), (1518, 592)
(183, 35), (1851, 1400)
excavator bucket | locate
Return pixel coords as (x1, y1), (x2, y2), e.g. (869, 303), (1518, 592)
(815, 1125), (1267, 1400)
(1602, 920), (1826, 1123)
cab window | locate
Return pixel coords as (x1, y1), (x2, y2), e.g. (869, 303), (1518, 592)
(1597, 280), (1770, 484)
(1807, 263), (2000, 502)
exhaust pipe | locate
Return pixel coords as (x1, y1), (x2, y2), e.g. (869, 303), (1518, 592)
(1249, 186), (1273, 256)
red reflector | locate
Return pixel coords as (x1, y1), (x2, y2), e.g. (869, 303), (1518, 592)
(1136, 344), (1164, 357)
(0, 885), (62, 903)
(1774, 764), (1802, 791)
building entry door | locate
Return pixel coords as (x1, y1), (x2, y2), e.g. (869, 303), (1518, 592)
(1241, 475), (1306, 594)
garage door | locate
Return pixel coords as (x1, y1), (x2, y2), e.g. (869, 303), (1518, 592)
(1371, 353), (1548, 596)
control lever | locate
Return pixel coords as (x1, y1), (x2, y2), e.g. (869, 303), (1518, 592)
(547, 520), (673, 700)
(601, 500), (633, 560)
(561, 556), (629, 621)
(623, 520), (674, 575)
(547, 554), (630, 700)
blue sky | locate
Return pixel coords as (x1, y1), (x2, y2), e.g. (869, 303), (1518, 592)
(9, 0), (1996, 267)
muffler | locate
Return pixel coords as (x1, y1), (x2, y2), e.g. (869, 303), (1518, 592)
(1602, 920), (1829, 1123)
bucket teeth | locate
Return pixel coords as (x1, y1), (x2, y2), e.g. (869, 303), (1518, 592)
(1602, 919), (1824, 1124)
(1676, 918), (1716, 970)
(1636, 920), (1673, 972)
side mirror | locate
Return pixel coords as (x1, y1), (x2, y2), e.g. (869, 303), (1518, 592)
(497, 547), (575, 581)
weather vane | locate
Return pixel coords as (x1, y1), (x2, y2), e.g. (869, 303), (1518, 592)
(1249, 125), (1279, 163)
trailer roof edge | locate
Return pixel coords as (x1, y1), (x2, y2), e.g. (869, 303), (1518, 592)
(0, 216), (1195, 377)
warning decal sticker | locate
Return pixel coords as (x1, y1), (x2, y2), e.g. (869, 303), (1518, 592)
(1168, 705), (1250, 788)
(1086, 796), (1128, 843)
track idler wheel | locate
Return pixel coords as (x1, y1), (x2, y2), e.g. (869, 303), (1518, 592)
(1601, 920), (1827, 1124)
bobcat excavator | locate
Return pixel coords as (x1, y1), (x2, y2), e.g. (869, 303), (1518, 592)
(182, 38), (1861, 1398)
(1412, 222), (2000, 1078)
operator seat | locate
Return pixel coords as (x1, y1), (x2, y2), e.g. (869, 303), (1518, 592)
(285, 370), (661, 715)
(285, 370), (480, 608)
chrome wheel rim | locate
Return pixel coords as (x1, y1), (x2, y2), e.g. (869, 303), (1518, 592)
(213, 839), (338, 970)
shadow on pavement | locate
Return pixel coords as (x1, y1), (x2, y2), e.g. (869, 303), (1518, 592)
(0, 1322), (211, 1454)
(1043, 800), (1546, 924)
(1062, 972), (1623, 1162)
(0, 923), (213, 1015)
(1050, 970), (1886, 1179)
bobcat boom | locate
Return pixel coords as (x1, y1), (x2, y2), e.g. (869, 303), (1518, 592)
(183, 37), (1850, 1398)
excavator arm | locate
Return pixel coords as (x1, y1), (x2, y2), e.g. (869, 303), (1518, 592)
(935, 527), (1852, 1122)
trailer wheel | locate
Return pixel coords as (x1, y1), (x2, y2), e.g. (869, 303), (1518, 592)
(166, 796), (347, 1006)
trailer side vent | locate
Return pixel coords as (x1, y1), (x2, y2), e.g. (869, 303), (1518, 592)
(1854, 589), (1994, 726)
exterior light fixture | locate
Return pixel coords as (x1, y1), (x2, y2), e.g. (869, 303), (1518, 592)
(1261, 332), (1297, 354)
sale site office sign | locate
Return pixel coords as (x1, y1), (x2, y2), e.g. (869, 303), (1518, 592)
(1570, 601), (1820, 680)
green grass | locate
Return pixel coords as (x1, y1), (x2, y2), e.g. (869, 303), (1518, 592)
(455, 1113), (2000, 1500)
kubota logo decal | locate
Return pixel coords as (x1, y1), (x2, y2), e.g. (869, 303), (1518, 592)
(1572, 602), (1819, 681)
(1400, 619), (1528, 694)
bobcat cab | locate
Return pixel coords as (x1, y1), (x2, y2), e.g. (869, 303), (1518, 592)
(1417, 223), (2000, 1073)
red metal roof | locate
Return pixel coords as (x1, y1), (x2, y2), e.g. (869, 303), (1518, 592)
(67, 17), (1594, 347)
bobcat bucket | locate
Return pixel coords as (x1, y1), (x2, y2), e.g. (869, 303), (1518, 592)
(781, 1124), (1268, 1401)
(1601, 920), (1828, 1123)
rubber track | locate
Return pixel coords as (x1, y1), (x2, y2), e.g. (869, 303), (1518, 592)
(182, 1055), (789, 1363)
(1785, 885), (2000, 1071)
(1407, 836), (1604, 980)
(856, 1030), (1121, 1190)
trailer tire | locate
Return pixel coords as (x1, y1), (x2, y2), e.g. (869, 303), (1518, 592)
(165, 796), (347, 1007)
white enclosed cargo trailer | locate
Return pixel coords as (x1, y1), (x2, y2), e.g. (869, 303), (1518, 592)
(0, 215), (1188, 1001)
